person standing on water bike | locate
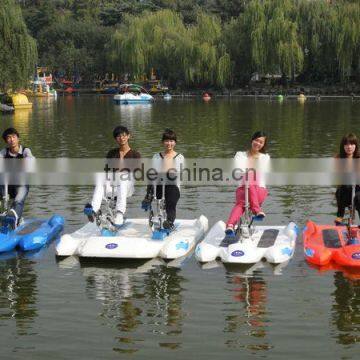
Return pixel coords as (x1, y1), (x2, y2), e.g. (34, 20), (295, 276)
(225, 131), (270, 236)
(142, 129), (184, 231)
(84, 126), (141, 227)
(334, 133), (360, 225)
(0, 127), (34, 228)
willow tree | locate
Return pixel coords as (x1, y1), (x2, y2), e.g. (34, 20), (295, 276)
(334, 2), (360, 81)
(263, 0), (303, 78)
(109, 10), (185, 81)
(0, 0), (37, 91)
(109, 9), (232, 88)
(223, 0), (303, 82)
(296, 0), (337, 81)
(186, 12), (232, 87)
(244, 0), (267, 73)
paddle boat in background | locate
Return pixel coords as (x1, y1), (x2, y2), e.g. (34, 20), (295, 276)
(195, 182), (298, 264)
(25, 67), (57, 98)
(7, 93), (32, 110)
(24, 80), (57, 98)
(113, 84), (154, 105)
(163, 93), (172, 100)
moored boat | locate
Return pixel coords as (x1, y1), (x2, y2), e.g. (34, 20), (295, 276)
(113, 84), (154, 105)
(9, 93), (32, 110)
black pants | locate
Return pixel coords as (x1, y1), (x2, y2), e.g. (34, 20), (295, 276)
(155, 185), (180, 224)
(335, 185), (360, 217)
(0, 185), (29, 218)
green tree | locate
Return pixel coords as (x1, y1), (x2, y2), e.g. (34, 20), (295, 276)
(37, 18), (111, 80)
(223, 0), (303, 82)
(264, 0), (303, 79)
(22, 0), (58, 37)
(109, 9), (231, 88)
(207, 0), (249, 22)
(296, 0), (337, 82)
(0, 0), (37, 91)
(334, 2), (360, 81)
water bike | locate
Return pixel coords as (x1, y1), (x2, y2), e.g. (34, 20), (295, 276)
(195, 181), (298, 264)
(303, 186), (360, 268)
(0, 185), (64, 253)
(56, 185), (208, 259)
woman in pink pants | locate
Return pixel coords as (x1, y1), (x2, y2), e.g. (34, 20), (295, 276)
(225, 131), (270, 235)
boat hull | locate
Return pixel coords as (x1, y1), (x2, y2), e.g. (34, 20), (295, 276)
(195, 221), (298, 264)
(56, 216), (208, 260)
(303, 220), (360, 268)
(0, 215), (65, 253)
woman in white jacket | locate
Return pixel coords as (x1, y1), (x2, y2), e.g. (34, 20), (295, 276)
(142, 129), (184, 231)
(225, 131), (270, 235)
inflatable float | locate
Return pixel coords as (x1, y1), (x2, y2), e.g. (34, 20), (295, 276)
(303, 220), (360, 268)
(202, 92), (211, 101)
(297, 93), (306, 103)
(0, 215), (65, 252)
(195, 183), (298, 264)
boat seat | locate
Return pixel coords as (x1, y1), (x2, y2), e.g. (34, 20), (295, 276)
(322, 229), (342, 248)
(258, 229), (279, 248)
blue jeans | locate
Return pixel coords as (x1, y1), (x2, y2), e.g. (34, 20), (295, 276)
(0, 185), (29, 218)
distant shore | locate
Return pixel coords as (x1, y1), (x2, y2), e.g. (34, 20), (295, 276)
(54, 84), (360, 98)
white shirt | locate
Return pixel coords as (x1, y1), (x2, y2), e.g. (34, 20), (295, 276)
(0, 145), (34, 158)
(234, 151), (270, 188)
(152, 152), (185, 188)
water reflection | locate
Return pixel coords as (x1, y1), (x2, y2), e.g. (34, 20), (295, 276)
(0, 256), (38, 335)
(11, 109), (32, 137)
(224, 270), (271, 352)
(331, 272), (360, 345)
(117, 104), (153, 125)
(80, 259), (185, 353)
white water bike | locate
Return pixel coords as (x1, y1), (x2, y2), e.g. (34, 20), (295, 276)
(195, 181), (298, 264)
(56, 184), (208, 259)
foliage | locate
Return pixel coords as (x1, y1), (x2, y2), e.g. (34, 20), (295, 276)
(13, 0), (360, 86)
(37, 18), (111, 80)
(0, 0), (37, 91)
(109, 10), (232, 87)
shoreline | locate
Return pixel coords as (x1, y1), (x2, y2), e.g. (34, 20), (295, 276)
(53, 91), (360, 100)
(54, 84), (360, 98)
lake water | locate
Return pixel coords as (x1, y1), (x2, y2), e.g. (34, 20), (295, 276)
(0, 96), (359, 359)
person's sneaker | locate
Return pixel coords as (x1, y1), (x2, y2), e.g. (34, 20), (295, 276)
(225, 225), (235, 236)
(335, 217), (344, 225)
(255, 211), (266, 219)
(163, 220), (175, 231)
(5, 209), (18, 230)
(84, 203), (95, 222)
(114, 211), (124, 227)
